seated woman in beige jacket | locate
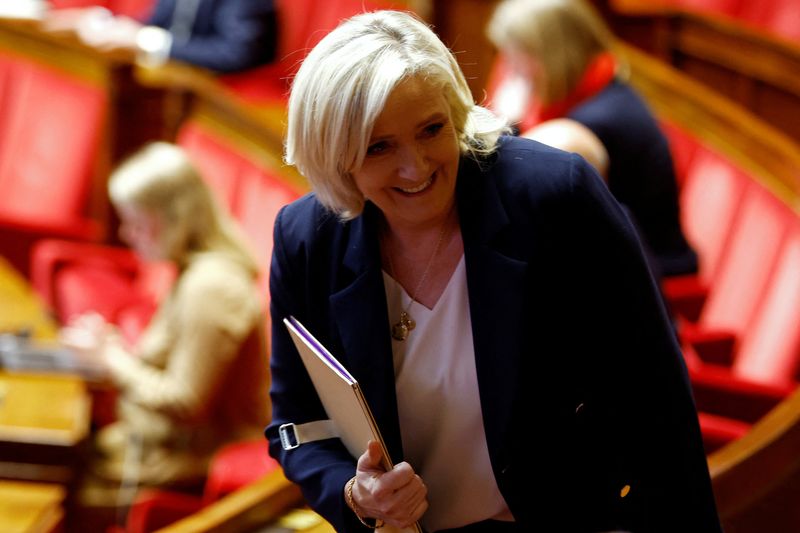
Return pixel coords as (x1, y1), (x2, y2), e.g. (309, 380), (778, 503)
(61, 142), (270, 505)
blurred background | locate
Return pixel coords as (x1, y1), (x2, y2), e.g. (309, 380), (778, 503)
(0, 0), (798, 532)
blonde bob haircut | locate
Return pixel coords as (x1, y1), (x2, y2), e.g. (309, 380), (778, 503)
(487, 0), (615, 106)
(109, 142), (258, 274)
(285, 10), (509, 220)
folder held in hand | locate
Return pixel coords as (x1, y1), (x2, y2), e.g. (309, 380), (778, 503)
(283, 316), (422, 533)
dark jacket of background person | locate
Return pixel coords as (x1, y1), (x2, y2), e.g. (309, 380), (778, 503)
(147, 0), (277, 72)
(266, 136), (721, 532)
(569, 80), (698, 277)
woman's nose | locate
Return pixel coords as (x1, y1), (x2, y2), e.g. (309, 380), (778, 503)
(397, 145), (426, 180)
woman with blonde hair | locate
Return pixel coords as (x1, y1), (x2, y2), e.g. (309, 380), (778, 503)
(266, 10), (719, 532)
(488, 0), (698, 278)
(62, 142), (270, 508)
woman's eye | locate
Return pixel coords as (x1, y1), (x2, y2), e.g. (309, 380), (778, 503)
(423, 122), (444, 137)
(366, 141), (389, 156)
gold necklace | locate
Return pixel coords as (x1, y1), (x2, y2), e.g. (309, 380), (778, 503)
(385, 219), (450, 341)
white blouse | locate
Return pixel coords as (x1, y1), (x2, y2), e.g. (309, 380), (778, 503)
(382, 256), (513, 531)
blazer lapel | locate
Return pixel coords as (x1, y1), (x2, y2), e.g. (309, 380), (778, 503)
(328, 206), (405, 463)
(459, 158), (528, 467)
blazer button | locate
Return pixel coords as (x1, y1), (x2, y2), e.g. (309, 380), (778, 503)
(620, 484), (631, 498)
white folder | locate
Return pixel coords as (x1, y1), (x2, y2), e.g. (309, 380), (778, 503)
(284, 316), (422, 533)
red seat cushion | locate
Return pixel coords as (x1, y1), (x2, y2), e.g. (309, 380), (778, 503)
(203, 439), (280, 503)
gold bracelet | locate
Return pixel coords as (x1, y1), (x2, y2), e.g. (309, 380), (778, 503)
(346, 476), (385, 529)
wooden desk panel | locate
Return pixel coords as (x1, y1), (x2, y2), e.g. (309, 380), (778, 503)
(0, 372), (89, 446)
(0, 256), (57, 340)
(0, 479), (65, 533)
(0, 371), (91, 484)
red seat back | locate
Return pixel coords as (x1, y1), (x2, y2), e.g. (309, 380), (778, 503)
(219, 0), (413, 103)
(202, 438), (280, 503)
(177, 121), (244, 211)
(735, 0), (800, 42)
(0, 53), (107, 234)
(49, 0), (110, 9)
(679, 146), (749, 284)
(177, 117), (303, 300)
(697, 180), (791, 337)
(733, 223), (800, 387)
(235, 167), (302, 300)
(108, 0), (155, 19)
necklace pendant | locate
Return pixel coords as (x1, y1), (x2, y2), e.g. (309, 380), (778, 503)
(391, 321), (409, 341)
(400, 311), (415, 331)
(391, 311), (415, 341)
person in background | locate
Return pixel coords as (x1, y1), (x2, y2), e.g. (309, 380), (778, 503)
(487, 0), (698, 278)
(266, 9), (720, 532)
(61, 142), (270, 511)
(523, 117), (609, 178)
(523, 119), (671, 289)
(43, 0), (277, 72)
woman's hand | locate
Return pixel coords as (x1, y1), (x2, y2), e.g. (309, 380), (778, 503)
(347, 440), (428, 529)
(41, 7), (142, 52)
(59, 312), (116, 375)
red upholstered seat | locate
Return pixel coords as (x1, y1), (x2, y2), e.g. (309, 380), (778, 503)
(735, 0), (800, 42)
(135, 440), (278, 533)
(731, 224), (800, 389)
(108, 0), (156, 19)
(0, 50), (108, 275)
(176, 121), (247, 211)
(219, 0), (414, 104)
(177, 117), (303, 299)
(234, 166), (301, 300)
(30, 239), (173, 342)
(48, 0), (110, 9)
(697, 412), (750, 454)
(115, 439), (280, 533)
(684, 204), (800, 450)
(30, 114), (301, 336)
(662, 146), (749, 320)
(202, 439), (277, 503)
(50, 0), (155, 19)
(681, 179), (790, 341)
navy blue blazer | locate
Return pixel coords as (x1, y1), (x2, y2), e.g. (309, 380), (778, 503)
(266, 137), (721, 532)
(147, 0), (276, 73)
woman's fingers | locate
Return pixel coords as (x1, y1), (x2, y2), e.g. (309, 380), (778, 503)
(352, 441), (429, 526)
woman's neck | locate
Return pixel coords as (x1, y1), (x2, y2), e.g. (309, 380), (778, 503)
(380, 207), (464, 310)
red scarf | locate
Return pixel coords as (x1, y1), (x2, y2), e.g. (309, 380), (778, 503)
(519, 52), (617, 132)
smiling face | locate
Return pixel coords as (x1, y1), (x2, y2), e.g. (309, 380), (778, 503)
(351, 76), (461, 233)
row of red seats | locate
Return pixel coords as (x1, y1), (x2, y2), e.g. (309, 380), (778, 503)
(650, 0), (800, 42)
(662, 121), (800, 452)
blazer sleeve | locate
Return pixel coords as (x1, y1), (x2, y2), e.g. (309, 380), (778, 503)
(265, 205), (369, 532)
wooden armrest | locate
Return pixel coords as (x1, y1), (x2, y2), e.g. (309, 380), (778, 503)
(155, 468), (304, 533)
(709, 386), (800, 526)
